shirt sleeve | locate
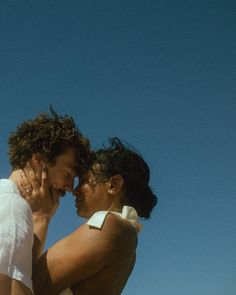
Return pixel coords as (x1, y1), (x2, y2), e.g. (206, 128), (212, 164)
(0, 193), (34, 292)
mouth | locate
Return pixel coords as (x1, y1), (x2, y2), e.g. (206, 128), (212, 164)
(75, 197), (83, 207)
(51, 188), (66, 199)
(59, 190), (66, 197)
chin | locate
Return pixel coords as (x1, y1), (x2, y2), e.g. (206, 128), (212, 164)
(76, 208), (90, 219)
(76, 208), (85, 217)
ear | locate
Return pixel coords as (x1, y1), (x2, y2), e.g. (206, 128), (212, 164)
(31, 153), (43, 168)
(107, 175), (124, 195)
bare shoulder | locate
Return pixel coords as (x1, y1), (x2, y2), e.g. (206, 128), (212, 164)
(71, 212), (138, 254)
(33, 213), (137, 295)
(99, 212), (138, 252)
(70, 215), (138, 295)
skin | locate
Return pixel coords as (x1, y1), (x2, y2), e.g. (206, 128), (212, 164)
(75, 171), (122, 217)
(0, 276), (32, 295)
(33, 214), (137, 295)
(45, 147), (77, 199)
(10, 146), (77, 212)
(1, 147), (77, 295)
(32, 171), (138, 295)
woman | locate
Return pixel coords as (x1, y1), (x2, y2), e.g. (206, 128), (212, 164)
(27, 138), (157, 295)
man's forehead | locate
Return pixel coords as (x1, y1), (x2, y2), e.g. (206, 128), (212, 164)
(65, 161), (76, 170)
(56, 148), (77, 166)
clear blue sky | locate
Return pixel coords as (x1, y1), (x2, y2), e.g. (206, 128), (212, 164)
(0, 1), (235, 294)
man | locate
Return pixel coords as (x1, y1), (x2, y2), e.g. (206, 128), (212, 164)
(0, 108), (90, 294)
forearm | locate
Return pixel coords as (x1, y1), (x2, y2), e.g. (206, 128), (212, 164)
(0, 273), (11, 294)
(32, 214), (50, 263)
(0, 274), (33, 295)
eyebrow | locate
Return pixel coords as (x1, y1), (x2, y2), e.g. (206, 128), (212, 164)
(66, 162), (77, 171)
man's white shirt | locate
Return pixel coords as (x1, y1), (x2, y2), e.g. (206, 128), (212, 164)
(0, 179), (33, 292)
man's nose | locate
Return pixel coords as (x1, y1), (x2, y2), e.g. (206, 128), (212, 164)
(72, 185), (80, 197)
(64, 179), (74, 192)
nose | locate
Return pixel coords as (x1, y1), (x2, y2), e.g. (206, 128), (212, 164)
(64, 178), (74, 193)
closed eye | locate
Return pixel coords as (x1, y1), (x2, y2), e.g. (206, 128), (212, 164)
(64, 171), (72, 180)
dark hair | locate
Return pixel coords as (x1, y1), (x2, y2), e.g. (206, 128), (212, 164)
(8, 107), (91, 174)
(90, 137), (157, 218)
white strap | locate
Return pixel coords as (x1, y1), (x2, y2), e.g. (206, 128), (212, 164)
(87, 206), (143, 232)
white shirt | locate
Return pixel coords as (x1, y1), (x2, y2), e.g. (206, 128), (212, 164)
(0, 179), (34, 292)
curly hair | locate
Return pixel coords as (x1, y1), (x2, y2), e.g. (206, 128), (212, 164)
(8, 108), (91, 174)
(90, 137), (157, 219)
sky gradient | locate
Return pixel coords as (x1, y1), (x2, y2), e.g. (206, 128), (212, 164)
(0, 1), (235, 294)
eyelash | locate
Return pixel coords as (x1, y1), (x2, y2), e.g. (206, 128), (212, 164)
(65, 171), (71, 179)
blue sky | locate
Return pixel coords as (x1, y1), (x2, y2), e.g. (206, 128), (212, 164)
(0, 1), (235, 294)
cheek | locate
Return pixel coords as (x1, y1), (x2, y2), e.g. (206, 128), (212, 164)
(85, 188), (95, 200)
(48, 168), (64, 185)
(47, 167), (56, 184)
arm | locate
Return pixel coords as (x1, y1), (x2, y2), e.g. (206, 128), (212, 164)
(19, 163), (59, 262)
(71, 251), (136, 295)
(31, 168), (59, 263)
(32, 214), (136, 295)
(0, 191), (34, 294)
(32, 214), (51, 263)
(0, 273), (11, 294)
(0, 274), (33, 295)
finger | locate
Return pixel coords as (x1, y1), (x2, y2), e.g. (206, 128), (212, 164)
(19, 169), (31, 190)
(18, 181), (25, 196)
(18, 181), (30, 202)
(25, 162), (40, 191)
(41, 164), (49, 192)
(28, 160), (42, 183)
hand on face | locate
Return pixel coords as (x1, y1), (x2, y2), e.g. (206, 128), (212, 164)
(18, 161), (59, 219)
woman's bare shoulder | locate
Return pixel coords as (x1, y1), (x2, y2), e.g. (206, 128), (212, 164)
(101, 212), (138, 251)
(71, 212), (138, 252)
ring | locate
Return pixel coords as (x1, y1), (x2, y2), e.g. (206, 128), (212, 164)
(25, 187), (32, 193)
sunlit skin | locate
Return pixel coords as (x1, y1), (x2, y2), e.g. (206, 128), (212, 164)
(0, 276), (32, 295)
(8, 146), (77, 215)
(46, 147), (77, 200)
(74, 171), (119, 218)
(32, 170), (138, 295)
(9, 147), (77, 201)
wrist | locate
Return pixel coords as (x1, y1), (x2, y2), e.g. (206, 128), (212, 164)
(32, 212), (51, 224)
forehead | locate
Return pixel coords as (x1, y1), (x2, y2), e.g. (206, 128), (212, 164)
(78, 170), (100, 185)
(54, 147), (77, 170)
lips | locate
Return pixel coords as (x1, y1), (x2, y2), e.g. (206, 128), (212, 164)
(75, 197), (83, 207)
(58, 190), (66, 197)
(50, 187), (65, 197)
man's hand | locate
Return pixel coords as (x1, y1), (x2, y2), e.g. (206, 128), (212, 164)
(18, 161), (61, 262)
(18, 162), (59, 219)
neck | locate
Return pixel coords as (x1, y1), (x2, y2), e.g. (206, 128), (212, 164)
(106, 192), (127, 213)
(107, 203), (123, 213)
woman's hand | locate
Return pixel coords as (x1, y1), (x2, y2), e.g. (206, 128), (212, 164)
(18, 162), (59, 220)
